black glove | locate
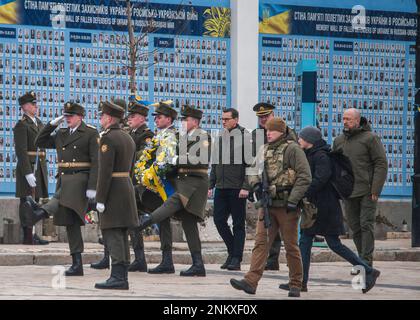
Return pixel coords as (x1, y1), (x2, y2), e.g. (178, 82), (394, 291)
(286, 202), (298, 213)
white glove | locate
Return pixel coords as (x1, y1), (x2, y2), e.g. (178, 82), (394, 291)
(25, 173), (37, 187)
(86, 190), (96, 200)
(50, 115), (65, 126)
(96, 203), (105, 213)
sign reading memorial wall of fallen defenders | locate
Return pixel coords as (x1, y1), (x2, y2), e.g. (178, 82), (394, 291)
(259, 0), (417, 197)
(0, 0), (231, 195)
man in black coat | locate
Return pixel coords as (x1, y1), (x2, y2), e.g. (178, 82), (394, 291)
(279, 126), (380, 294)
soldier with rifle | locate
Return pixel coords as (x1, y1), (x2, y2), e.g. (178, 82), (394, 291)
(230, 118), (311, 297)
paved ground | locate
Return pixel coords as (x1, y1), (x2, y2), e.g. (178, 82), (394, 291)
(0, 261), (419, 300)
(1, 239), (420, 266)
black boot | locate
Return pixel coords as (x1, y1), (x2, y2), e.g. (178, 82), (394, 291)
(180, 252), (206, 277)
(33, 233), (49, 245)
(138, 214), (153, 231)
(220, 255), (232, 269)
(128, 248), (148, 272)
(148, 250), (175, 274)
(91, 246), (110, 269)
(227, 257), (241, 271)
(22, 227), (33, 245)
(22, 198), (49, 226)
(65, 253), (84, 276)
(95, 264), (129, 290)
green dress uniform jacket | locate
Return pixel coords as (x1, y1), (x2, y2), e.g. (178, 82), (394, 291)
(13, 114), (49, 198)
(96, 123), (139, 230)
(175, 128), (210, 221)
(129, 123), (154, 184)
(35, 121), (99, 225)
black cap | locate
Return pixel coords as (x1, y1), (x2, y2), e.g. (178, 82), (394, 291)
(99, 101), (125, 119)
(152, 101), (177, 119)
(180, 105), (203, 120)
(63, 101), (85, 116)
(18, 91), (37, 106)
(128, 101), (149, 117)
(253, 102), (275, 116)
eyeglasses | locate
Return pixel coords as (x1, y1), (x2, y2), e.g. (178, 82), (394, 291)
(221, 118), (233, 121)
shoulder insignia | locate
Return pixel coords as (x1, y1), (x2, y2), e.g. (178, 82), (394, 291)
(86, 124), (96, 130)
(101, 144), (108, 153)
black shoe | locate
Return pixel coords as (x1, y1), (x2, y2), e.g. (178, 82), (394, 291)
(91, 246), (110, 269)
(33, 234), (49, 245)
(95, 264), (129, 290)
(138, 214), (153, 231)
(362, 269), (381, 294)
(148, 250), (175, 274)
(314, 235), (325, 242)
(226, 257), (241, 271)
(279, 283), (308, 292)
(128, 248), (147, 272)
(180, 252), (206, 277)
(230, 279), (256, 295)
(220, 255), (232, 269)
(288, 287), (301, 297)
(98, 237), (104, 245)
(65, 253), (84, 276)
(265, 260), (280, 271)
(22, 200), (48, 226)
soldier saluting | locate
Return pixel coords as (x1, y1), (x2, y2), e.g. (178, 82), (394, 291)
(23, 102), (99, 276)
(95, 101), (139, 290)
(13, 91), (49, 245)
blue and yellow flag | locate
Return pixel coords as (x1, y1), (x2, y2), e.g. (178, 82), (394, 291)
(0, 0), (18, 24)
(259, 4), (290, 35)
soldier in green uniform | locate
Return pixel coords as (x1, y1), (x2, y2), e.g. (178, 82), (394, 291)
(95, 101), (139, 290)
(140, 105), (210, 277)
(143, 101), (177, 275)
(23, 102), (99, 276)
(252, 102), (298, 271)
(13, 91), (49, 245)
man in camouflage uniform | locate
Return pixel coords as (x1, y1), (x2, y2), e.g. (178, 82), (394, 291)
(13, 91), (49, 245)
(230, 118), (311, 297)
(140, 105), (210, 277)
(251, 102), (298, 270)
(23, 102), (99, 276)
(95, 101), (139, 290)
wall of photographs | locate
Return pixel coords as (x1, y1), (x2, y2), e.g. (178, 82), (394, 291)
(0, 0), (231, 195)
(259, 0), (416, 197)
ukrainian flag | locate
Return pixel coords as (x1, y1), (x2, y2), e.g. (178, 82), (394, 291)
(259, 4), (290, 35)
(0, 0), (18, 24)
(130, 95), (153, 107)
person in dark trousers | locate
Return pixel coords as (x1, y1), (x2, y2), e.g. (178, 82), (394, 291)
(13, 91), (49, 245)
(209, 108), (251, 271)
(333, 109), (387, 268)
(278, 126), (380, 294)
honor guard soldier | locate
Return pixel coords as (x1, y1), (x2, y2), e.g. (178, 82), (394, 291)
(140, 105), (210, 277)
(144, 101), (178, 274)
(13, 91), (49, 245)
(252, 102), (298, 271)
(95, 101), (139, 290)
(23, 102), (99, 276)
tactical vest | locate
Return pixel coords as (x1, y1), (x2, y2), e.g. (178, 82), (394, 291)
(264, 140), (296, 190)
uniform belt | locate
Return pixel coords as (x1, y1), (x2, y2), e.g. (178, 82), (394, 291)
(178, 168), (208, 175)
(112, 172), (130, 178)
(27, 151), (46, 157)
(58, 162), (91, 168)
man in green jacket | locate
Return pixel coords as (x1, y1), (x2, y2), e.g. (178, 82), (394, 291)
(333, 108), (387, 267)
(230, 118), (311, 297)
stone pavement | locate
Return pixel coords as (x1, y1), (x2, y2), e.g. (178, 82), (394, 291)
(0, 239), (419, 266)
(0, 261), (419, 300)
